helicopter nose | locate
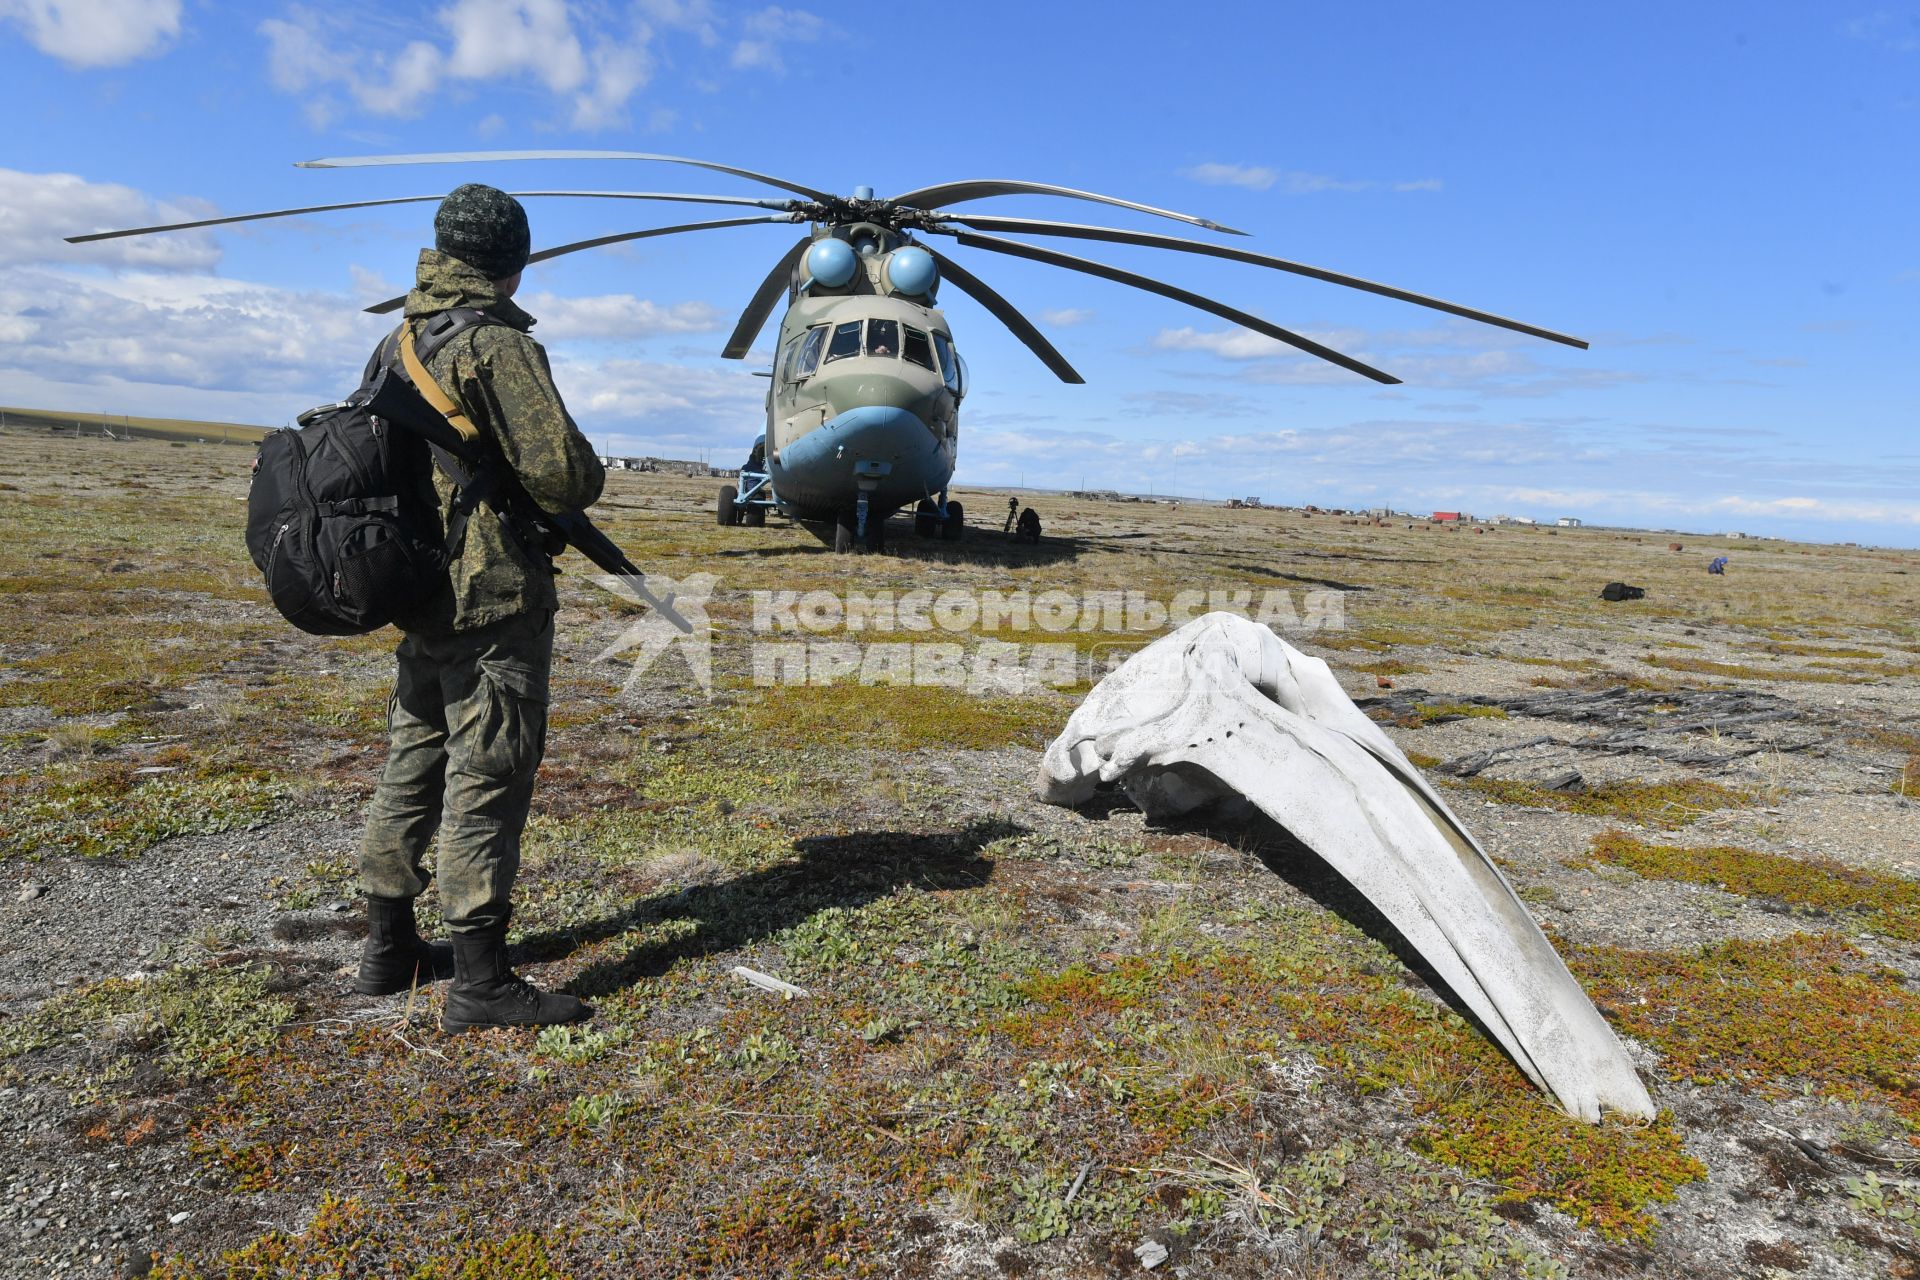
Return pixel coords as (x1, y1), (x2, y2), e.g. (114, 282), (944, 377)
(823, 370), (943, 423)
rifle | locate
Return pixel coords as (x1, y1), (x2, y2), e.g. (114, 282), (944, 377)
(537, 509), (693, 633)
(362, 325), (693, 635)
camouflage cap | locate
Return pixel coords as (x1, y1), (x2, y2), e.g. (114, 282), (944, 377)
(434, 184), (530, 280)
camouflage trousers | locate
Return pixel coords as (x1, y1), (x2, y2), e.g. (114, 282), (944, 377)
(358, 609), (553, 934)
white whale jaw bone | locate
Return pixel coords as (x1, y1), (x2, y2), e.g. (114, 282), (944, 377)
(1036, 612), (1655, 1124)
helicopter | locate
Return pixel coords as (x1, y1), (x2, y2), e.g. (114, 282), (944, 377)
(67, 149), (1588, 553)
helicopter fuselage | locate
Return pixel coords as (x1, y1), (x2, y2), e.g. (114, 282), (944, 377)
(759, 223), (964, 522)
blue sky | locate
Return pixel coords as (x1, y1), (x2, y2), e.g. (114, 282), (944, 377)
(2, 1), (1915, 543)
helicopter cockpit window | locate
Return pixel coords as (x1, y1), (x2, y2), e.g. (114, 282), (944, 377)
(932, 331), (961, 394)
(866, 318), (899, 358)
(902, 326), (934, 370)
(795, 325), (827, 377)
(825, 321), (863, 363)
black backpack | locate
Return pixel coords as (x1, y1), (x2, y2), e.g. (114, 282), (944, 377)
(245, 308), (512, 635)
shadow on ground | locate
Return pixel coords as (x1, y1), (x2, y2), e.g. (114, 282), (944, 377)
(518, 818), (1017, 999)
(1077, 788), (1509, 1064)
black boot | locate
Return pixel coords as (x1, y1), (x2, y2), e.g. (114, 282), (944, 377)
(440, 925), (591, 1031)
(355, 896), (456, 996)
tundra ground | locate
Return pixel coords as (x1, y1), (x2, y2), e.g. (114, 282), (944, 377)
(2, 429), (1918, 1279)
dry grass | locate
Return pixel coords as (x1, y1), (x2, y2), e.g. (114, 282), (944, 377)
(5, 428), (1920, 1278)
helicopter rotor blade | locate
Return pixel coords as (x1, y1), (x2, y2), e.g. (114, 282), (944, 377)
(363, 214), (800, 314)
(723, 236), (814, 359)
(64, 191), (799, 245)
(919, 246), (1084, 384)
(935, 228), (1399, 385)
(299, 150), (838, 203)
(889, 179), (1245, 236)
(934, 214), (1588, 350)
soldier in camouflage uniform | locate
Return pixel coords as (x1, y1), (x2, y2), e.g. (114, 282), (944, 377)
(355, 184), (606, 1031)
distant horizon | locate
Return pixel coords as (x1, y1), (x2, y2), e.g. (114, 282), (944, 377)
(8, 403), (1917, 554)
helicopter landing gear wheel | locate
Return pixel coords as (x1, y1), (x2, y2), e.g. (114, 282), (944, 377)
(941, 499), (965, 542)
(743, 504), (766, 527)
(833, 511), (856, 553)
(914, 499), (938, 538)
(716, 484), (737, 526)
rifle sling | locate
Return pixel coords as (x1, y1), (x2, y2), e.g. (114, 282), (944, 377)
(392, 314), (543, 563)
(399, 320), (482, 444)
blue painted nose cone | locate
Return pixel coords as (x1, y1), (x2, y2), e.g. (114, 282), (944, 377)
(885, 246), (937, 296)
(806, 238), (857, 288)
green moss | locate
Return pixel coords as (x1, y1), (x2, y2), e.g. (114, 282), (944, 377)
(1579, 830), (1920, 940)
(735, 682), (1063, 751)
(0, 761), (292, 860)
(1741, 640), (1885, 659)
(1352, 658), (1429, 676)
(1570, 933), (1920, 1127)
(1245, 943), (1703, 1241)
(1455, 776), (1752, 829)
(1, 962), (294, 1076)
(1643, 655), (1853, 683)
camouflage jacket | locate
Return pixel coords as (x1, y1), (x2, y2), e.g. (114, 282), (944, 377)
(391, 250), (605, 636)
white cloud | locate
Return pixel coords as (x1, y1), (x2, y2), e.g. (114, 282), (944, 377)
(571, 37), (653, 129)
(553, 353), (764, 430)
(1281, 171), (1443, 195)
(636, 0), (718, 43)
(259, 0), (654, 128)
(1180, 163), (1278, 191)
(1039, 307), (1094, 328)
(1152, 324), (1372, 361)
(1181, 163), (1443, 196)
(0, 168), (219, 272)
(1845, 10), (1920, 52)
(0, 266), (382, 395)
(440, 0), (585, 91)
(731, 5), (822, 71)
(0, 0), (180, 68)
(260, 11), (445, 118)
(523, 291), (725, 341)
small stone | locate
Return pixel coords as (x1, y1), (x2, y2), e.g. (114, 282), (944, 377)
(329, 901), (353, 913)
(166, 1212), (189, 1226)
(17, 884), (45, 902)
(1134, 1239), (1169, 1270)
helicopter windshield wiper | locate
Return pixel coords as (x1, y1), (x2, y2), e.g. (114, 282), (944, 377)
(930, 213), (1588, 350)
(297, 150), (839, 204)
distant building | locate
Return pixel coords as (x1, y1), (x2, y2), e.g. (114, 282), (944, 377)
(1725, 531), (1751, 540)
(1556, 517), (1583, 528)
(1431, 511), (1462, 523)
